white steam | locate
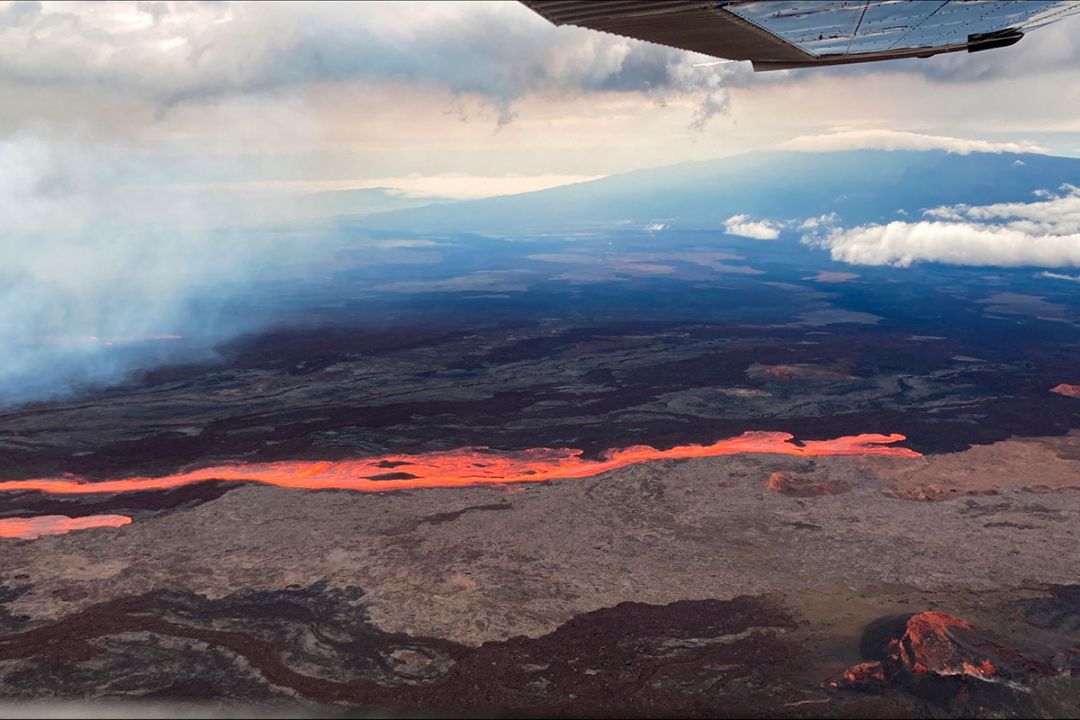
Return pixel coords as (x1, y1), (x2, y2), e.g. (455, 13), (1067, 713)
(0, 135), (311, 404)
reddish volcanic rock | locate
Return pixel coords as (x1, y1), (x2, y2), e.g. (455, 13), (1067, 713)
(831, 661), (888, 690)
(832, 611), (1057, 696)
(1051, 383), (1080, 398)
(763, 364), (800, 380)
(756, 363), (852, 381)
(764, 471), (850, 497)
(888, 612), (995, 678)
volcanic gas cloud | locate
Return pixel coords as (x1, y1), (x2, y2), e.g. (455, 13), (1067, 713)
(0, 432), (918, 497)
(0, 514), (131, 540)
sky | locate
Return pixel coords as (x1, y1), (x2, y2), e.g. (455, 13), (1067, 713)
(2, 0), (1080, 205)
(1, 0), (1080, 403)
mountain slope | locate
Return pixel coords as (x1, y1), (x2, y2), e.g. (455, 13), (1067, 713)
(357, 150), (1080, 233)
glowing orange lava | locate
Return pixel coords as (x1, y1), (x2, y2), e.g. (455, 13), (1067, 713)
(0, 432), (918, 497)
(0, 514), (132, 540)
(1051, 383), (1080, 398)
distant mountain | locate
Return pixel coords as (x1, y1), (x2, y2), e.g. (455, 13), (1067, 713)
(281, 187), (446, 221)
(358, 150), (1080, 233)
(229, 187), (448, 226)
(297, 187), (446, 219)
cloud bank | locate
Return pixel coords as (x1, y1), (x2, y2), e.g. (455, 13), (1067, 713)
(0, 1), (749, 128)
(924, 184), (1080, 234)
(810, 185), (1080, 268)
(778, 129), (1048, 155)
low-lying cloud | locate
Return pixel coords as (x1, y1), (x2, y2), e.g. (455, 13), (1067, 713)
(808, 184), (1080, 268)
(778, 129), (1047, 156)
(924, 183), (1080, 234)
(724, 214), (781, 240)
(1041, 271), (1080, 283)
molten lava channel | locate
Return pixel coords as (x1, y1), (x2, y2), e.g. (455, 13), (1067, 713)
(0, 432), (918, 497)
(0, 514), (132, 540)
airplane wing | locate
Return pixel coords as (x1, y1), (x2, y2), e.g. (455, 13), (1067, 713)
(521, 1), (1080, 71)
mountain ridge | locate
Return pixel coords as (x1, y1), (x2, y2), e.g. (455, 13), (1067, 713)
(352, 149), (1080, 234)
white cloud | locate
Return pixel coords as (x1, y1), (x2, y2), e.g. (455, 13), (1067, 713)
(816, 222), (1080, 267)
(798, 212), (838, 230)
(724, 214), (781, 240)
(809, 185), (1080, 268)
(1041, 271), (1080, 283)
(0, 1), (750, 128)
(778, 129), (1047, 155)
(924, 184), (1080, 234)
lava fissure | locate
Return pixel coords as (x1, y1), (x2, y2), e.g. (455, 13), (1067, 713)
(0, 432), (918, 497)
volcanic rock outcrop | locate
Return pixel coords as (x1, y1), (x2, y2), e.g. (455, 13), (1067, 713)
(0, 584), (811, 716)
(748, 363), (853, 382)
(831, 611), (1062, 702)
(764, 471), (851, 497)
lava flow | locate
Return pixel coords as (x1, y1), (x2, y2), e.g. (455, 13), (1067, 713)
(0, 432), (918, 497)
(1051, 383), (1080, 398)
(0, 514), (132, 540)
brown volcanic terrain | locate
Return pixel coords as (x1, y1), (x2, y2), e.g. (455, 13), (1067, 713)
(3, 315), (1080, 716)
(4, 452), (1079, 644)
(2, 456), (1079, 715)
(0, 318), (1078, 493)
(868, 431), (1080, 500)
